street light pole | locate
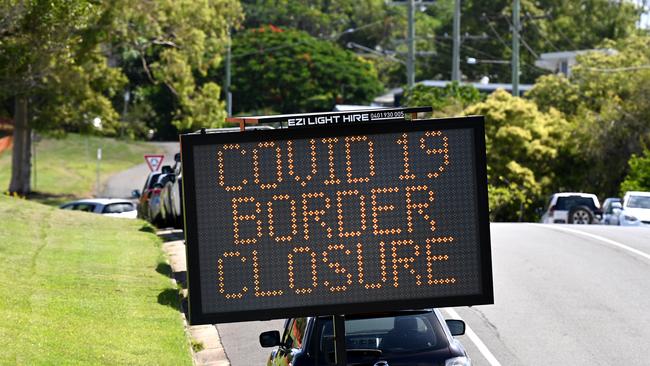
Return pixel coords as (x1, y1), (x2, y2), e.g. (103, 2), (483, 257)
(407, 0), (416, 88)
(511, 0), (520, 96)
(452, 0), (461, 82)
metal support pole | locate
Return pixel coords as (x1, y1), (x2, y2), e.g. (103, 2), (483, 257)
(511, 0), (520, 96)
(452, 0), (461, 82)
(333, 315), (347, 366)
(226, 29), (232, 117)
(406, 0), (416, 88)
(96, 148), (102, 197)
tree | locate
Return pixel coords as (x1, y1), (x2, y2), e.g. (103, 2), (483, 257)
(240, 0), (445, 88)
(228, 26), (383, 114)
(464, 89), (569, 221)
(0, 0), (122, 194)
(424, 0), (641, 84)
(111, 0), (243, 137)
(620, 150), (650, 194)
(402, 82), (482, 117)
(528, 35), (650, 197)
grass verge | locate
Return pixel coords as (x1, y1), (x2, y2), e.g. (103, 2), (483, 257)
(0, 134), (162, 205)
(0, 195), (192, 365)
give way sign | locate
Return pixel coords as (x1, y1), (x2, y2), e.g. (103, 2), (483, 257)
(144, 154), (165, 172)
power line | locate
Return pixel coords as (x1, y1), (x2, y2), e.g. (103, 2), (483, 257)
(482, 14), (511, 51)
(501, 11), (539, 59)
(523, 11), (561, 52)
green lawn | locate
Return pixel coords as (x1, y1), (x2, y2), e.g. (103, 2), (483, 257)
(0, 195), (192, 365)
(0, 134), (162, 205)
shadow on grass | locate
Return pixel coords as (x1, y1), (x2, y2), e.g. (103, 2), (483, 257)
(27, 191), (79, 206)
(139, 224), (156, 233)
(156, 262), (172, 277)
(158, 288), (181, 311)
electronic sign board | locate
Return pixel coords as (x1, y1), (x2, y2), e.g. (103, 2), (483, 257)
(181, 116), (493, 325)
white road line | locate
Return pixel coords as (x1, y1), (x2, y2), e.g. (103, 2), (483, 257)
(443, 308), (502, 366)
(534, 224), (650, 262)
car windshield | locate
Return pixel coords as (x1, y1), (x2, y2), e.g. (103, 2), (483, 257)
(627, 195), (650, 209)
(555, 196), (598, 210)
(314, 312), (447, 365)
(146, 173), (162, 190)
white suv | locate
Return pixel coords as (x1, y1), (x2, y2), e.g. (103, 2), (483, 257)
(541, 193), (602, 224)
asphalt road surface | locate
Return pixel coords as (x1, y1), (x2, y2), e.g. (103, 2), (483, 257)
(217, 223), (650, 366)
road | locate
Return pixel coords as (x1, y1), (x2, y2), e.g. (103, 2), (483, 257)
(217, 223), (650, 366)
(100, 142), (178, 198)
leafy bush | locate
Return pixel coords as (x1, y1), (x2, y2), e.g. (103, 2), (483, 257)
(464, 90), (569, 221)
(620, 150), (650, 194)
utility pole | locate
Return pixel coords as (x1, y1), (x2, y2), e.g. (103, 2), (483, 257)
(511, 0), (520, 96)
(225, 29), (232, 117)
(407, 0), (416, 88)
(452, 0), (461, 82)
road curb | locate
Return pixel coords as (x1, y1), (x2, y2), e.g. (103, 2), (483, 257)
(158, 229), (231, 366)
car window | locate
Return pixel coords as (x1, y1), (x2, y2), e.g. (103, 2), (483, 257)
(73, 203), (96, 212)
(604, 199), (621, 214)
(627, 196), (650, 209)
(158, 174), (174, 186)
(555, 196), (597, 210)
(315, 312), (445, 365)
(103, 203), (133, 214)
(147, 173), (162, 190)
(282, 318), (307, 350)
(61, 204), (74, 210)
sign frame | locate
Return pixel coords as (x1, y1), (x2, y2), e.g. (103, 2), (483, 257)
(180, 116), (493, 325)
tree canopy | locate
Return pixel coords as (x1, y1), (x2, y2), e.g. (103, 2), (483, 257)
(228, 26), (383, 114)
(464, 89), (569, 221)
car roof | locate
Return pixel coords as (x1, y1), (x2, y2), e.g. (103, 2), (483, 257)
(62, 198), (133, 206)
(552, 192), (598, 198)
(624, 191), (650, 197)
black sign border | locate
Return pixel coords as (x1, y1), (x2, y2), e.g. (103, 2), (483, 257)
(180, 116), (493, 325)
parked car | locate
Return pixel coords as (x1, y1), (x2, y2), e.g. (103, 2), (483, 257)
(160, 153), (183, 229)
(541, 192), (602, 224)
(608, 191), (650, 227)
(601, 197), (623, 225)
(260, 309), (470, 366)
(60, 198), (137, 219)
(147, 170), (176, 226)
(135, 171), (162, 220)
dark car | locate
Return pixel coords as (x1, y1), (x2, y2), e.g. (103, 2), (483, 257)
(136, 171), (162, 220)
(147, 171), (175, 226)
(260, 309), (470, 366)
(160, 153), (183, 229)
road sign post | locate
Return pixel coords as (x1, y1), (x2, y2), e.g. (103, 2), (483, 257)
(181, 108), (493, 326)
(144, 154), (165, 172)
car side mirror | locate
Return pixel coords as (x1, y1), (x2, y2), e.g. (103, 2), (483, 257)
(131, 189), (141, 199)
(174, 152), (181, 163)
(446, 319), (465, 336)
(259, 330), (281, 348)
